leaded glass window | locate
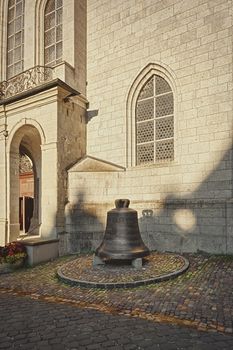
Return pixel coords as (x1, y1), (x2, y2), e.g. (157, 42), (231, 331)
(44, 0), (63, 66)
(7, 0), (25, 79)
(136, 75), (174, 165)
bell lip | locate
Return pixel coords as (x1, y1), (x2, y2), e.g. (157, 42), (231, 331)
(108, 208), (136, 213)
(95, 250), (150, 260)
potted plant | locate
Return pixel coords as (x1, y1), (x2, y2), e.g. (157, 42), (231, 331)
(0, 241), (27, 273)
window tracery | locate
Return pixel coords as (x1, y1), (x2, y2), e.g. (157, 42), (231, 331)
(44, 0), (63, 67)
(136, 75), (174, 165)
(7, 0), (25, 78)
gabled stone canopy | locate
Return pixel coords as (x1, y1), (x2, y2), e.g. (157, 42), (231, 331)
(68, 155), (125, 172)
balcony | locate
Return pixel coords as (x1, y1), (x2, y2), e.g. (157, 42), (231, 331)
(0, 63), (80, 106)
(0, 66), (54, 101)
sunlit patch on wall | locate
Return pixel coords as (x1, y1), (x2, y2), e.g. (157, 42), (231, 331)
(173, 209), (196, 232)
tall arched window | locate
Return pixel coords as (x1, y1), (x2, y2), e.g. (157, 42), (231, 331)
(136, 75), (174, 165)
(44, 0), (63, 67)
(7, 0), (25, 79)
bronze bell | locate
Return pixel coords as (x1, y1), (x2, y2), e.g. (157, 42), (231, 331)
(95, 199), (150, 260)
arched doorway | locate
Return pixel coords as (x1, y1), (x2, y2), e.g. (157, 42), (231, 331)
(9, 125), (42, 241)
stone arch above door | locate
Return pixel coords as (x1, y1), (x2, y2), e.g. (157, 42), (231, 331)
(8, 123), (43, 241)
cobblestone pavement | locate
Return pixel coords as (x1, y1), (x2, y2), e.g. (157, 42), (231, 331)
(0, 292), (233, 350)
(0, 253), (233, 335)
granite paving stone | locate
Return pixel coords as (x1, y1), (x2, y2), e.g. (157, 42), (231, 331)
(0, 293), (232, 349)
(0, 253), (233, 335)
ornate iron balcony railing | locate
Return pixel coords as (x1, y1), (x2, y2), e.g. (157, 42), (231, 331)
(0, 66), (54, 100)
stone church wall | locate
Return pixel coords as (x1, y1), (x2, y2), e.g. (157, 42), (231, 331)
(61, 0), (233, 255)
(0, 0), (232, 255)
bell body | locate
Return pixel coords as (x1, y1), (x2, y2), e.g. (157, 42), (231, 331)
(95, 199), (150, 260)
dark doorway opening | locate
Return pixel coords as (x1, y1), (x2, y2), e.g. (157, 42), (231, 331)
(19, 152), (34, 234)
(19, 196), (34, 232)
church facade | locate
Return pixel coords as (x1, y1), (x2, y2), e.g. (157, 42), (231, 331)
(0, 0), (232, 258)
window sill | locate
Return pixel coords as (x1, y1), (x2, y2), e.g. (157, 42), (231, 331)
(127, 160), (178, 170)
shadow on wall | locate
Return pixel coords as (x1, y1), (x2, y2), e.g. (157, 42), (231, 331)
(60, 144), (233, 256)
(59, 191), (104, 255)
(138, 145), (233, 255)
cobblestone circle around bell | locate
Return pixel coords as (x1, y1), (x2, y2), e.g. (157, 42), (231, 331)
(57, 252), (189, 289)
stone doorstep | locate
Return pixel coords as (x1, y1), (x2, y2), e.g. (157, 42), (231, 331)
(20, 238), (59, 266)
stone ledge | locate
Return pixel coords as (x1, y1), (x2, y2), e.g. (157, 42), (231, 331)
(21, 238), (59, 246)
(21, 238), (59, 266)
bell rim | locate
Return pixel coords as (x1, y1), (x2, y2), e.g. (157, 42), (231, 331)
(95, 249), (150, 260)
(108, 208), (137, 213)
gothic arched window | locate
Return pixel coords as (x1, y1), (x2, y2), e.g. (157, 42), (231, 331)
(7, 0), (25, 79)
(44, 0), (63, 67)
(136, 75), (174, 165)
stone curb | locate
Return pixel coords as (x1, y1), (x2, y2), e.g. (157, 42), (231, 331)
(57, 255), (190, 289)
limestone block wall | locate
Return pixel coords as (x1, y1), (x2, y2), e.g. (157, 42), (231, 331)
(61, 0), (233, 255)
(63, 164), (233, 255)
(56, 92), (86, 233)
(87, 0), (232, 169)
